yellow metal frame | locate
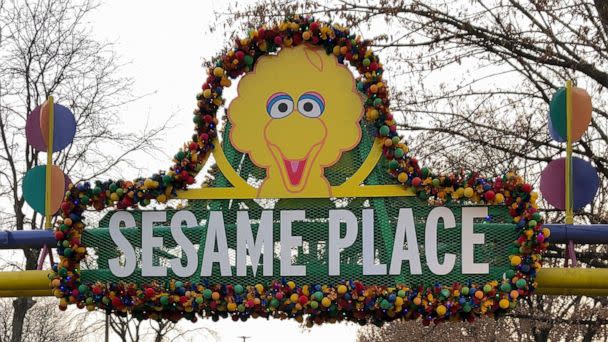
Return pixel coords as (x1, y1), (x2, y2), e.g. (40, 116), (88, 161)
(44, 96), (55, 228)
(176, 137), (415, 200)
(565, 81), (574, 225)
(2, 268), (607, 297)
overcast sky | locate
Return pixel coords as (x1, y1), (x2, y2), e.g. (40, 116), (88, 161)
(86, 1), (360, 341)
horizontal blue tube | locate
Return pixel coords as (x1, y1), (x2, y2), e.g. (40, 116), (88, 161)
(545, 224), (608, 244)
(2, 224), (606, 249)
(0, 230), (56, 249)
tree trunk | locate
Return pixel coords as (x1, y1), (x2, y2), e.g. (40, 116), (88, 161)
(533, 327), (551, 342)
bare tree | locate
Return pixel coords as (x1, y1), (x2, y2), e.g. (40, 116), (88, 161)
(0, 298), (97, 342)
(215, 1), (608, 341)
(0, 0), (169, 341)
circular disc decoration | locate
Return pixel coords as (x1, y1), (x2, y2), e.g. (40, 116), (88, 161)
(549, 87), (592, 142)
(539, 157), (599, 210)
(26, 103), (76, 152)
(547, 113), (566, 143)
(22, 165), (66, 215)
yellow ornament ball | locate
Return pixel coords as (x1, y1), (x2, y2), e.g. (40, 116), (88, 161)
(464, 187), (474, 198)
(366, 108), (379, 121)
(542, 227), (551, 238)
(213, 67), (224, 77)
(511, 255), (522, 266)
(413, 297), (422, 306)
(474, 290), (484, 300)
(395, 297), (403, 306)
(436, 305), (447, 316)
(337, 285), (347, 295)
(203, 88), (212, 98)
(227, 302), (237, 311)
(398, 172), (408, 183)
(499, 299), (510, 309)
(321, 297), (331, 307)
(495, 193), (505, 203)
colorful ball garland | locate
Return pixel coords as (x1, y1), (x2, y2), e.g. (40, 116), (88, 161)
(49, 16), (548, 326)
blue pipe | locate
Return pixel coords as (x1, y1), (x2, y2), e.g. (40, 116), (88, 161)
(0, 230), (56, 249)
(545, 224), (608, 244)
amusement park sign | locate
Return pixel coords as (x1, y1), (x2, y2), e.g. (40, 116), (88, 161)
(107, 207), (490, 278)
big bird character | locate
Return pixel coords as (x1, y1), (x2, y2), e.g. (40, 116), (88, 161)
(229, 44), (364, 198)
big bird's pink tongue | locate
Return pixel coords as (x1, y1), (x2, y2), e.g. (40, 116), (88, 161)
(283, 159), (307, 185)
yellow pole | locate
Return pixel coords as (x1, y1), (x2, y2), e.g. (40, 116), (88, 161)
(535, 267), (608, 289)
(0, 270), (52, 290)
(44, 96), (54, 228)
(565, 81), (574, 225)
(1, 268), (608, 297)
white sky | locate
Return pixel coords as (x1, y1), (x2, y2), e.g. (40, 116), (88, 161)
(85, 1), (359, 341)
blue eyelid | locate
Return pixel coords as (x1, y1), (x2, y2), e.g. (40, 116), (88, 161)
(266, 93), (293, 114)
(299, 93), (325, 112)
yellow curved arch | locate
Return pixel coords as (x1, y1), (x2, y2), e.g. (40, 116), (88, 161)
(176, 137), (414, 200)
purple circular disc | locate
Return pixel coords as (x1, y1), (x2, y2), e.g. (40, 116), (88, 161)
(540, 157), (599, 210)
(25, 106), (47, 151)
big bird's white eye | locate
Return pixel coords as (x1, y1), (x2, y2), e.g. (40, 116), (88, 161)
(266, 93), (294, 119)
(297, 92), (325, 118)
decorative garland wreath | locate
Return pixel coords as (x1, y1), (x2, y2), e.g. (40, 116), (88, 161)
(50, 16), (548, 326)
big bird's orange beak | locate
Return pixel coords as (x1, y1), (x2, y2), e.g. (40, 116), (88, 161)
(263, 114), (327, 193)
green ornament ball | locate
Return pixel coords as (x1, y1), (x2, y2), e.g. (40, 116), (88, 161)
(234, 284), (244, 294)
(516, 279), (527, 289)
(394, 148), (404, 158)
(421, 167), (430, 178)
(203, 289), (213, 299)
(379, 125), (390, 136)
(160, 296), (170, 306)
(244, 55), (254, 66)
(483, 284), (492, 293)
(461, 287), (470, 295)
(500, 283), (511, 292)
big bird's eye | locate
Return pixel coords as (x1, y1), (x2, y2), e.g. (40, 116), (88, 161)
(297, 92), (325, 118)
(266, 93), (294, 119)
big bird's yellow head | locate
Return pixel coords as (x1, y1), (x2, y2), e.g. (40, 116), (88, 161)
(229, 44), (364, 197)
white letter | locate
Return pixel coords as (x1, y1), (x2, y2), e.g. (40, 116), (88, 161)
(328, 210), (358, 276)
(108, 211), (136, 277)
(236, 210), (274, 277)
(389, 208), (422, 275)
(201, 211), (232, 276)
(142, 211), (167, 277)
(280, 210), (306, 276)
(462, 207), (489, 274)
(362, 209), (387, 275)
(425, 207), (456, 275)
(170, 210), (198, 278)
